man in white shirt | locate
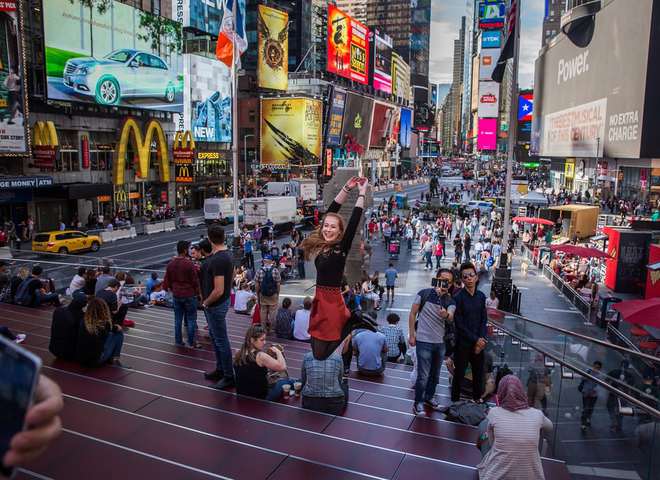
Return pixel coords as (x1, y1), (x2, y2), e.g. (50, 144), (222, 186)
(233, 283), (256, 314)
(293, 297), (312, 341)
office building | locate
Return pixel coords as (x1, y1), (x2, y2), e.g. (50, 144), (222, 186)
(542, 0), (567, 46)
(334, 0), (368, 24)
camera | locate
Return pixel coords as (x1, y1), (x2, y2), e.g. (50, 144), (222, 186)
(432, 278), (449, 288)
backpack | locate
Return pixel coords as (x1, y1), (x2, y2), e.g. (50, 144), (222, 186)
(444, 400), (488, 426)
(260, 268), (278, 297)
(14, 278), (34, 306)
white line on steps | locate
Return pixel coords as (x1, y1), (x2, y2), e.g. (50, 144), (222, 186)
(543, 308), (581, 314)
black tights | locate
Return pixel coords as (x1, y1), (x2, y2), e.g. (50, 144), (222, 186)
(311, 311), (377, 361)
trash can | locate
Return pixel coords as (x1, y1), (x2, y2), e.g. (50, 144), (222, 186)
(395, 193), (408, 209)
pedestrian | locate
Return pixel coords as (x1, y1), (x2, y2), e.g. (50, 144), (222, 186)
(255, 254), (281, 333)
(404, 223), (414, 251)
(382, 220), (392, 250)
(299, 176), (376, 361)
(241, 227), (254, 270)
(451, 262), (488, 402)
(453, 234), (463, 264)
(578, 360), (602, 431)
(422, 238), (434, 270)
(408, 268), (456, 414)
(434, 240), (444, 269)
(163, 240), (202, 348)
(463, 233), (472, 263)
(379, 313), (407, 363)
(200, 225), (235, 390)
(384, 262), (398, 304)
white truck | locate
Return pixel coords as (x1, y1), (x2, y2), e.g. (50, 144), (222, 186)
(203, 198), (242, 225)
(261, 180), (318, 201)
(242, 196), (299, 233)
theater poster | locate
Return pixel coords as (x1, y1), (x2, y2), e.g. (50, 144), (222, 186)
(257, 5), (288, 91)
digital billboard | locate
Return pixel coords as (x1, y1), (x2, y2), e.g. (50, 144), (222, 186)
(327, 5), (370, 85)
(518, 91), (533, 143)
(478, 81), (499, 117)
(183, 55), (232, 143)
(342, 93), (374, 149)
(372, 30), (392, 94)
(257, 5), (288, 91)
(0, 1), (27, 153)
(482, 30), (501, 49)
(326, 88), (346, 147)
(479, 1), (505, 30)
(478, 118), (498, 150)
(370, 103), (397, 148)
(479, 49), (499, 80)
(43, 0), (183, 112)
(399, 108), (412, 148)
(391, 52), (411, 102)
(260, 97), (323, 167)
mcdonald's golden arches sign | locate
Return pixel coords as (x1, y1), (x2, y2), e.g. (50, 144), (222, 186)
(113, 118), (171, 185)
(173, 131), (195, 183)
(32, 121), (59, 169)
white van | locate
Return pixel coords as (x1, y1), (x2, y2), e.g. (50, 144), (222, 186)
(203, 198), (242, 225)
(243, 196), (298, 232)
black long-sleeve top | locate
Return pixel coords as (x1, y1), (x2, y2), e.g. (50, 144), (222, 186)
(315, 201), (363, 288)
(453, 288), (488, 345)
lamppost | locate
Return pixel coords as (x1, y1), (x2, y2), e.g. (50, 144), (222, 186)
(243, 133), (254, 197)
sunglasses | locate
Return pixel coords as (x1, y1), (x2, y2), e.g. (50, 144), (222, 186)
(462, 272), (477, 279)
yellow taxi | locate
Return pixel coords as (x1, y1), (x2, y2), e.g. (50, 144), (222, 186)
(32, 230), (103, 254)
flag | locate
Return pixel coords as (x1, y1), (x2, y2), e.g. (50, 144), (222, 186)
(216, 0), (248, 68)
(491, 0), (517, 83)
(518, 93), (533, 121)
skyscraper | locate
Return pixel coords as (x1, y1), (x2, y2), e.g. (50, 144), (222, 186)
(335, 0), (368, 24)
(542, 0), (567, 46)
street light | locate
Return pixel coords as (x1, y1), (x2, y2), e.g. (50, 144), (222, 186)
(243, 133), (255, 197)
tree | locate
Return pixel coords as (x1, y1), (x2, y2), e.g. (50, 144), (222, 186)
(68, 0), (111, 58)
(137, 12), (183, 58)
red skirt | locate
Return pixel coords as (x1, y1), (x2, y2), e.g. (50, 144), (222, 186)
(309, 285), (350, 342)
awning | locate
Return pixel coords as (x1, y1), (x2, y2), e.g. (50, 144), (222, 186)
(35, 183), (113, 200)
(647, 262), (660, 271)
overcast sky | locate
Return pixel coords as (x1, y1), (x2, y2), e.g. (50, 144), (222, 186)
(429, 0), (544, 89)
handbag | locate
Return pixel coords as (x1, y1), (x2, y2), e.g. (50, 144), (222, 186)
(251, 303), (261, 325)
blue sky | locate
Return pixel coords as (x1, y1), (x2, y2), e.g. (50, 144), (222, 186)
(429, 0), (545, 89)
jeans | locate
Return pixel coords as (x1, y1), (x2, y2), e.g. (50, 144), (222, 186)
(204, 299), (234, 379)
(424, 251), (433, 269)
(407, 238), (412, 250)
(98, 331), (124, 364)
(297, 260), (306, 279)
(173, 296), (198, 346)
(244, 251), (254, 269)
(414, 341), (445, 403)
(266, 378), (294, 402)
(435, 255), (443, 269)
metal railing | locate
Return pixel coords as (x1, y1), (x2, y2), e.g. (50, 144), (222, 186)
(542, 264), (592, 319)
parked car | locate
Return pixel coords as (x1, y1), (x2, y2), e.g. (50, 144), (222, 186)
(62, 49), (178, 106)
(32, 230), (102, 254)
(465, 201), (495, 214)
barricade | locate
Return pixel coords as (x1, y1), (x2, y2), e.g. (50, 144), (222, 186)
(180, 216), (205, 227)
(99, 227), (137, 243)
(144, 220), (177, 235)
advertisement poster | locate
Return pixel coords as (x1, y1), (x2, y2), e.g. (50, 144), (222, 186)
(391, 52), (410, 102)
(257, 5), (288, 91)
(342, 92), (374, 149)
(478, 1), (505, 30)
(372, 30), (392, 94)
(479, 49), (499, 80)
(370, 103), (396, 148)
(478, 118), (497, 150)
(326, 88), (346, 147)
(260, 97), (323, 167)
(541, 98), (607, 157)
(482, 30), (501, 48)
(327, 5), (369, 85)
(43, 0), (183, 112)
(0, 2), (27, 153)
(182, 55), (232, 143)
(478, 81), (499, 118)
(399, 108), (412, 148)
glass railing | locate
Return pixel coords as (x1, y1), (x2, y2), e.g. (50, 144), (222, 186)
(487, 309), (660, 479)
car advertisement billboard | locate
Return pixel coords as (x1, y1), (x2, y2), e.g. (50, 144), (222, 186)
(326, 88), (346, 147)
(478, 118), (498, 150)
(372, 29), (392, 94)
(479, 49), (499, 80)
(327, 5), (370, 85)
(399, 108), (412, 148)
(478, 1), (505, 30)
(535, 0), (657, 158)
(342, 92), (374, 149)
(260, 97), (323, 167)
(183, 55), (232, 143)
(257, 5), (288, 91)
(370, 103), (397, 148)
(481, 30), (501, 49)
(43, 0), (183, 112)
(478, 81), (499, 117)
(0, 1), (27, 153)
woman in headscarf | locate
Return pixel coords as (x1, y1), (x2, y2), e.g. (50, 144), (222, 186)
(477, 374), (553, 480)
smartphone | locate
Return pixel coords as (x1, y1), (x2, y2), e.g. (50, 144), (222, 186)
(0, 335), (42, 478)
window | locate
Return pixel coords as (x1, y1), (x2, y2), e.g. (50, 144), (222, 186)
(151, 0), (161, 16)
(148, 54), (167, 70)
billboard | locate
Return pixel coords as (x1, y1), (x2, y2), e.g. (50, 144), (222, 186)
(0, 1), (27, 153)
(342, 93), (374, 149)
(257, 5), (288, 91)
(482, 30), (501, 49)
(183, 55), (232, 143)
(43, 0), (183, 112)
(370, 103), (396, 148)
(326, 88), (346, 147)
(260, 97), (323, 167)
(536, 0), (657, 158)
(479, 49), (499, 80)
(478, 118), (498, 150)
(399, 108), (412, 148)
(478, 81), (499, 117)
(478, 1), (505, 30)
(327, 5), (370, 84)
(391, 52), (411, 101)
(372, 29), (392, 94)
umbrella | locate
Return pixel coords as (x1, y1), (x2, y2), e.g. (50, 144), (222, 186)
(613, 298), (660, 328)
(512, 216), (554, 226)
(550, 244), (611, 259)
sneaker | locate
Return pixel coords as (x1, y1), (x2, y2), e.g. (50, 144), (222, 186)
(14, 334), (26, 344)
(212, 377), (235, 390)
(112, 359), (133, 369)
(190, 342), (203, 349)
(581, 424), (587, 431)
(343, 368), (350, 376)
(424, 399), (442, 410)
(123, 319), (135, 328)
(413, 402), (425, 415)
(204, 369), (224, 381)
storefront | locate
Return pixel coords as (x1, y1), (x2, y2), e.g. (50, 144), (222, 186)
(173, 148), (231, 210)
(0, 177), (52, 226)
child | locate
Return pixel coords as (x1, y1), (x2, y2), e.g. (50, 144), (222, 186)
(275, 297), (295, 339)
(378, 313), (407, 363)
